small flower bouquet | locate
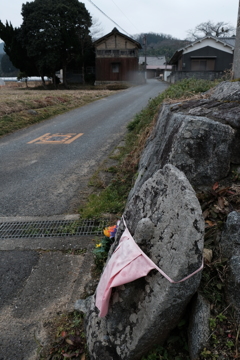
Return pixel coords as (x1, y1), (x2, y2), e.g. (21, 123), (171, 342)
(93, 222), (119, 269)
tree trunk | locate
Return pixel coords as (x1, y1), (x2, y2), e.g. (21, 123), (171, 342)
(62, 62), (68, 88)
(52, 73), (57, 89)
(233, 0), (240, 79)
(41, 75), (46, 89)
(82, 64), (85, 85)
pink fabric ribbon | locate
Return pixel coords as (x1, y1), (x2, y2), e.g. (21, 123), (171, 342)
(96, 217), (203, 317)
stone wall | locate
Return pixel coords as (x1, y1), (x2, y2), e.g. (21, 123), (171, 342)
(168, 70), (225, 83)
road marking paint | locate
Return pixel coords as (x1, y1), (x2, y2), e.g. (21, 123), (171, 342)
(28, 133), (50, 144)
(27, 133), (84, 144)
(64, 133), (84, 144)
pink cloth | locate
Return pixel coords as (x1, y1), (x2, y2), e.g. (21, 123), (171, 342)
(96, 218), (203, 317)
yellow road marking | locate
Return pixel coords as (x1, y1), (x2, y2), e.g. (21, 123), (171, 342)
(64, 133), (84, 144)
(28, 133), (84, 144)
(28, 133), (50, 144)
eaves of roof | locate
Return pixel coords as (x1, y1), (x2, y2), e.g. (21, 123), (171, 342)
(168, 36), (235, 65)
(168, 49), (183, 65)
(183, 35), (235, 51)
(93, 27), (142, 49)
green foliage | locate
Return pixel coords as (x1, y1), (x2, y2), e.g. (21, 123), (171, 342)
(126, 96), (161, 133)
(0, 21), (38, 76)
(134, 32), (190, 59)
(81, 176), (130, 218)
(161, 78), (220, 99)
(93, 236), (114, 269)
(1, 53), (18, 75)
(0, 42), (4, 53)
(0, 0), (93, 86)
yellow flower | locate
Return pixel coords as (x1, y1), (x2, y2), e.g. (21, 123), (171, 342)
(96, 243), (102, 248)
(103, 228), (111, 237)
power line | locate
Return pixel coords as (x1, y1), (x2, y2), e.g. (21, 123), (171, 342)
(87, 0), (132, 36)
(110, 0), (140, 33)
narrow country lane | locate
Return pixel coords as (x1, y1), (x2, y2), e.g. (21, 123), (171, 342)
(0, 79), (168, 217)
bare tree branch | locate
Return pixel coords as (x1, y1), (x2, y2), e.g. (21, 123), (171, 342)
(186, 20), (235, 40)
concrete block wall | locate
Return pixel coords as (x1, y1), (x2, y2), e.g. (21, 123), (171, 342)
(168, 71), (224, 83)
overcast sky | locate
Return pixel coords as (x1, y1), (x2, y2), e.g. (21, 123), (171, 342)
(0, 0), (239, 41)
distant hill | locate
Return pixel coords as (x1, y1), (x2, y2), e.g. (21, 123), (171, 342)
(0, 42), (5, 54)
(134, 32), (190, 62)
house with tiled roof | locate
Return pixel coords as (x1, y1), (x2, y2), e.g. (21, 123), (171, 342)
(93, 28), (143, 84)
(168, 36), (235, 83)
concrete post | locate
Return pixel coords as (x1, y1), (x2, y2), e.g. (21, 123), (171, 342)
(233, 0), (240, 79)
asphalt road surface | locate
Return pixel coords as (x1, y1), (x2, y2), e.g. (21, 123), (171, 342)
(0, 79), (168, 217)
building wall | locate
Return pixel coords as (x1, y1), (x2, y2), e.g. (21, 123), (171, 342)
(96, 34), (136, 50)
(95, 57), (139, 82)
(180, 46), (233, 72)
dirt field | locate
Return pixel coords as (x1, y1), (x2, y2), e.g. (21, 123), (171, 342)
(0, 84), (115, 136)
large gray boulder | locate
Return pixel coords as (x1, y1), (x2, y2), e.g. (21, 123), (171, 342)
(129, 82), (240, 200)
(129, 105), (235, 199)
(78, 164), (204, 360)
(209, 80), (240, 102)
(169, 81), (240, 163)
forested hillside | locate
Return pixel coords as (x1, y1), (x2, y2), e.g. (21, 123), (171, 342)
(0, 42), (4, 53)
(0, 42), (18, 76)
(134, 33), (190, 61)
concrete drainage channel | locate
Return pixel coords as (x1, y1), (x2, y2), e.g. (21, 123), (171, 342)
(0, 216), (107, 239)
(0, 215), (106, 360)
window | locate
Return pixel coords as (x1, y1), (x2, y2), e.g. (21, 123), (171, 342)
(112, 63), (120, 73)
(191, 58), (215, 71)
(97, 50), (105, 56)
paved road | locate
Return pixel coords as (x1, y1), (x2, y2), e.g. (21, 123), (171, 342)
(0, 79), (168, 217)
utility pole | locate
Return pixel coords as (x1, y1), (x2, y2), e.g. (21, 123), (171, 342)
(233, 0), (240, 79)
(143, 34), (147, 81)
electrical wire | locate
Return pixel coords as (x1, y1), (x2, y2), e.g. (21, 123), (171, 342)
(110, 0), (140, 33)
(87, 0), (132, 36)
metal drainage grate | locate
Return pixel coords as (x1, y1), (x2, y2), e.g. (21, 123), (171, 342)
(0, 219), (108, 239)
